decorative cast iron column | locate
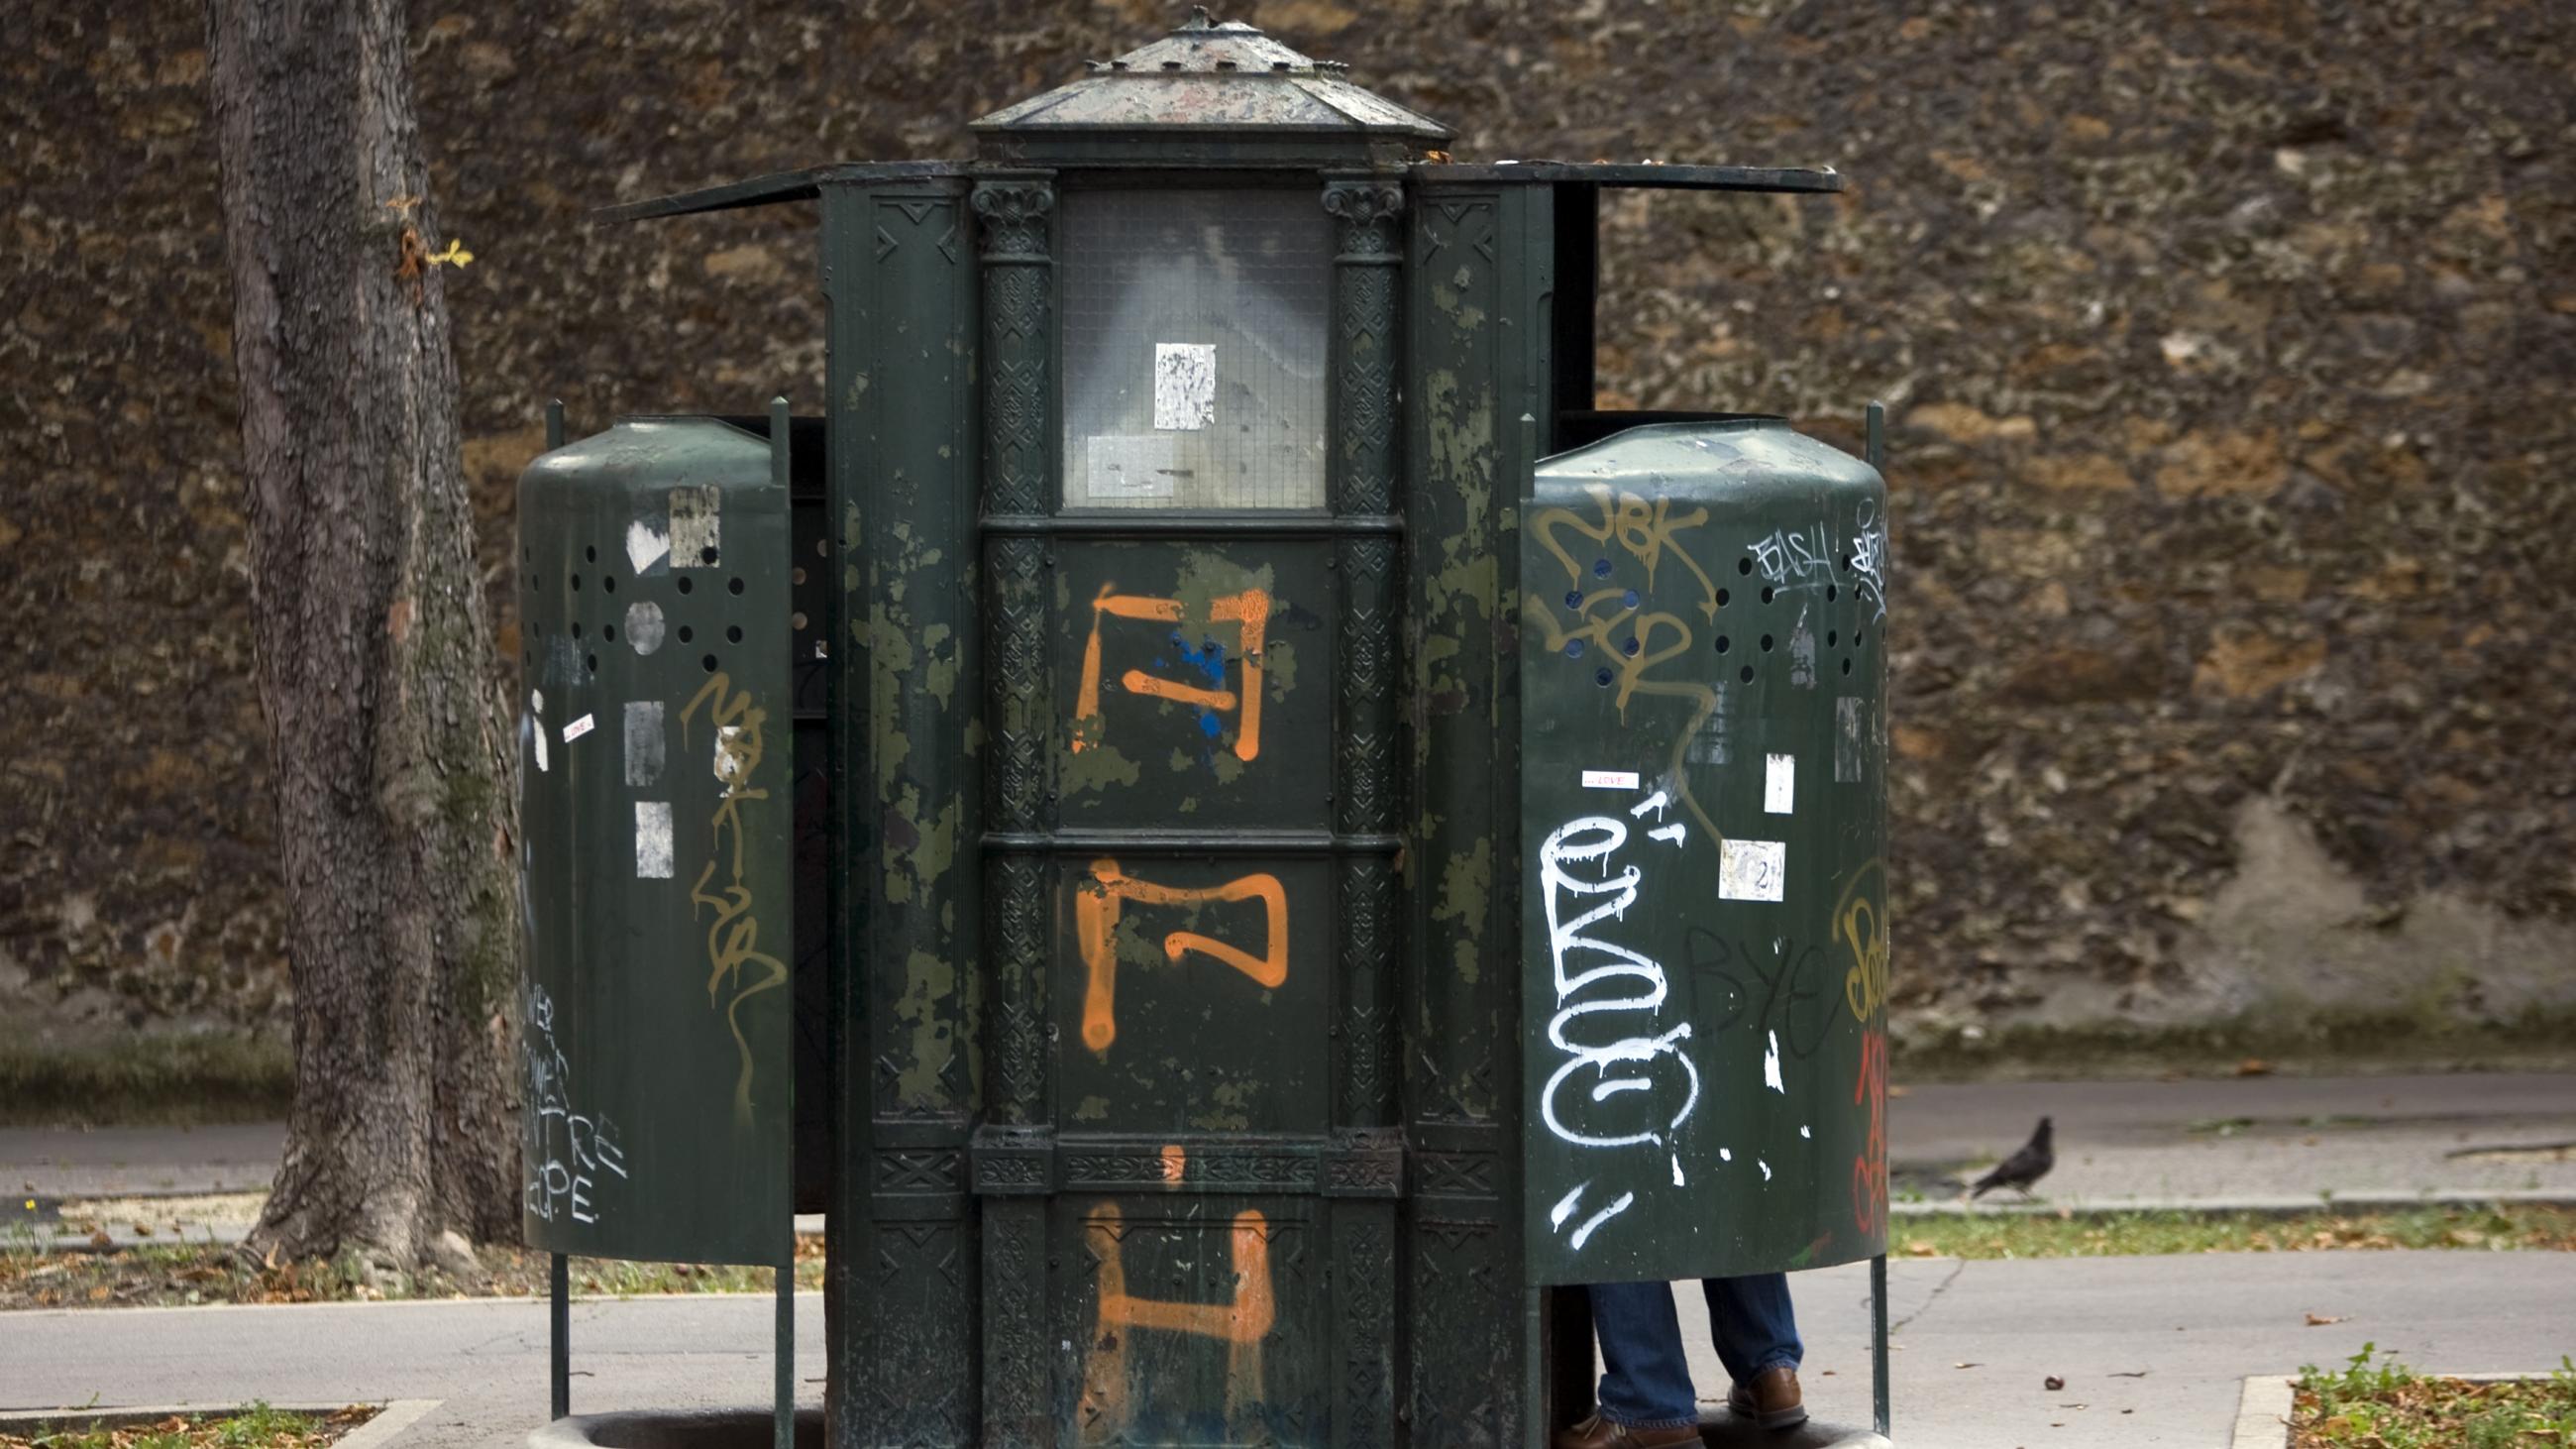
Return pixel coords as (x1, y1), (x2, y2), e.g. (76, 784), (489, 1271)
(1325, 173), (1406, 1449)
(971, 171), (1055, 1449)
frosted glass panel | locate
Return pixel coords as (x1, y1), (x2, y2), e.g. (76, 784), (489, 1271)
(1061, 189), (1331, 510)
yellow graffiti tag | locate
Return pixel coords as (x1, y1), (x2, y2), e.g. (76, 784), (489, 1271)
(681, 671), (789, 1125)
(1833, 858), (1890, 1024)
(1533, 485), (1723, 620)
(1524, 493), (1728, 841)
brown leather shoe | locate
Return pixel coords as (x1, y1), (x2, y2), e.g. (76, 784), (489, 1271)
(1725, 1367), (1807, 1430)
(1552, 1410), (1702, 1449)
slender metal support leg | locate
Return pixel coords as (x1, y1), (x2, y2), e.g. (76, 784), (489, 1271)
(543, 400), (569, 1431)
(776, 1258), (797, 1449)
(1868, 397), (1891, 1441)
(550, 1251), (571, 1421)
(1872, 1252), (1891, 1437)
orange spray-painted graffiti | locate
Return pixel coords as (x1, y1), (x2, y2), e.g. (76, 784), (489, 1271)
(680, 671), (788, 1126)
(1076, 859), (1288, 1055)
(1850, 1028), (1888, 1238)
(1079, 1203), (1276, 1444)
(1073, 586), (1272, 762)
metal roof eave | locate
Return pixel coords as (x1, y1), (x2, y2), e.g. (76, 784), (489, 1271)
(590, 162), (969, 225)
(1412, 161), (1844, 194)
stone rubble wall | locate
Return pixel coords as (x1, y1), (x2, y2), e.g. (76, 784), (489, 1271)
(5, 0), (2570, 1053)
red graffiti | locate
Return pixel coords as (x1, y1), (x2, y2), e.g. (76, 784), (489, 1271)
(1850, 1028), (1888, 1237)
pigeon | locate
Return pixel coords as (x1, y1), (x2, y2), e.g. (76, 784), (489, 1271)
(1970, 1116), (2055, 1199)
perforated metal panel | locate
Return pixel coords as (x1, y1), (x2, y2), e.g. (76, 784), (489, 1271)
(517, 415), (795, 1266)
(1518, 418), (1889, 1286)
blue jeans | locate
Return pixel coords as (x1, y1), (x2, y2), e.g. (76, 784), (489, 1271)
(1589, 1275), (1803, 1428)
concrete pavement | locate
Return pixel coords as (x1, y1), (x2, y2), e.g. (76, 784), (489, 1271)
(1887, 1071), (2576, 1209)
(4, 1251), (2571, 1449)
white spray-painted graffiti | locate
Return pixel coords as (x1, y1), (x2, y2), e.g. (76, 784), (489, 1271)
(1849, 500), (1888, 622)
(1745, 504), (1889, 623)
(523, 983), (629, 1225)
(1538, 798), (1700, 1251)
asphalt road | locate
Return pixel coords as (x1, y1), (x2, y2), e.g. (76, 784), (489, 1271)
(5, 1251), (2571, 1449)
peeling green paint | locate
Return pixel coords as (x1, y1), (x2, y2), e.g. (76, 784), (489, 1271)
(921, 620), (958, 708)
(1074, 1094), (1111, 1122)
(1262, 638), (1299, 700)
(894, 947), (956, 1108)
(1171, 550), (1276, 621)
(1062, 740), (1140, 795)
(1186, 1076), (1254, 1132)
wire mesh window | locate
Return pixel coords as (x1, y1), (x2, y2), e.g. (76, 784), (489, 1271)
(1060, 188), (1331, 511)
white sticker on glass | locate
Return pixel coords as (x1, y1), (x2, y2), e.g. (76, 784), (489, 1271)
(1765, 752), (1795, 814)
(1718, 838), (1786, 902)
(1087, 434), (1181, 501)
(1580, 769), (1641, 790)
(1152, 342), (1216, 431)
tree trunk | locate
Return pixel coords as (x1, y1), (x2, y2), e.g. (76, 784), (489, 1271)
(206, 0), (520, 1271)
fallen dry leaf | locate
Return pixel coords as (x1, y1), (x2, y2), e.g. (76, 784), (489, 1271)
(2305, 1312), (2345, 1326)
(1906, 1240), (1936, 1257)
(1956, 1362), (1982, 1370)
(2235, 1058), (2274, 1076)
(2045, 1376), (2066, 1391)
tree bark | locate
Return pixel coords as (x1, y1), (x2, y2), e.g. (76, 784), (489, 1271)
(206, 0), (519, 1270)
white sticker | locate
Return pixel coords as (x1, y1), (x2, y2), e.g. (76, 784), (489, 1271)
(635, 802), (674, 879)
(1835, 696), (1866, 783)
(1152, 342), (1216, 430)
(714, 723), (747, 786)
(624, 701), (665, 788)
(1718, 838), (1786, 902)
(1580, 769), (1641, 790)
(1087, 434), (1181, 501)
(530, 690), (545, 716)
(624, 518), (670, 575)
(669, 486), (720, 568)
(561, 713), (595, 744)
(1765, 753), (1795, 814)
(532, 724), (548, 774)
(625, 600), (667, 656)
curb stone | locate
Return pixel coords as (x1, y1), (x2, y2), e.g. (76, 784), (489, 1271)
(2231, 1375), (2296, 1448)
(2230, 1371), (2567, 1448)
(0, 1401), (440, 1444)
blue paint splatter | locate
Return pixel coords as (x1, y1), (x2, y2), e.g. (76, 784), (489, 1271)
(1197, 712), (1224, 738)
(1173, 634), (1230, 687)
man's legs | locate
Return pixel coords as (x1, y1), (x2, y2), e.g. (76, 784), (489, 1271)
(1586, 1281), (1700, 1429)
(1701, 1273), (1803, 1384)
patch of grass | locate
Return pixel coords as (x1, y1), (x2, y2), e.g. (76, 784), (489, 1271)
(2295, 1343), (2576, 1446)
(0, 1233), (826, 1310)
(1894, 1204), (2576, 1260)
(0, 1035), (291, 1127)
(1891, 1006), (2576, 1083)
(2, 1403), (376, 1449)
